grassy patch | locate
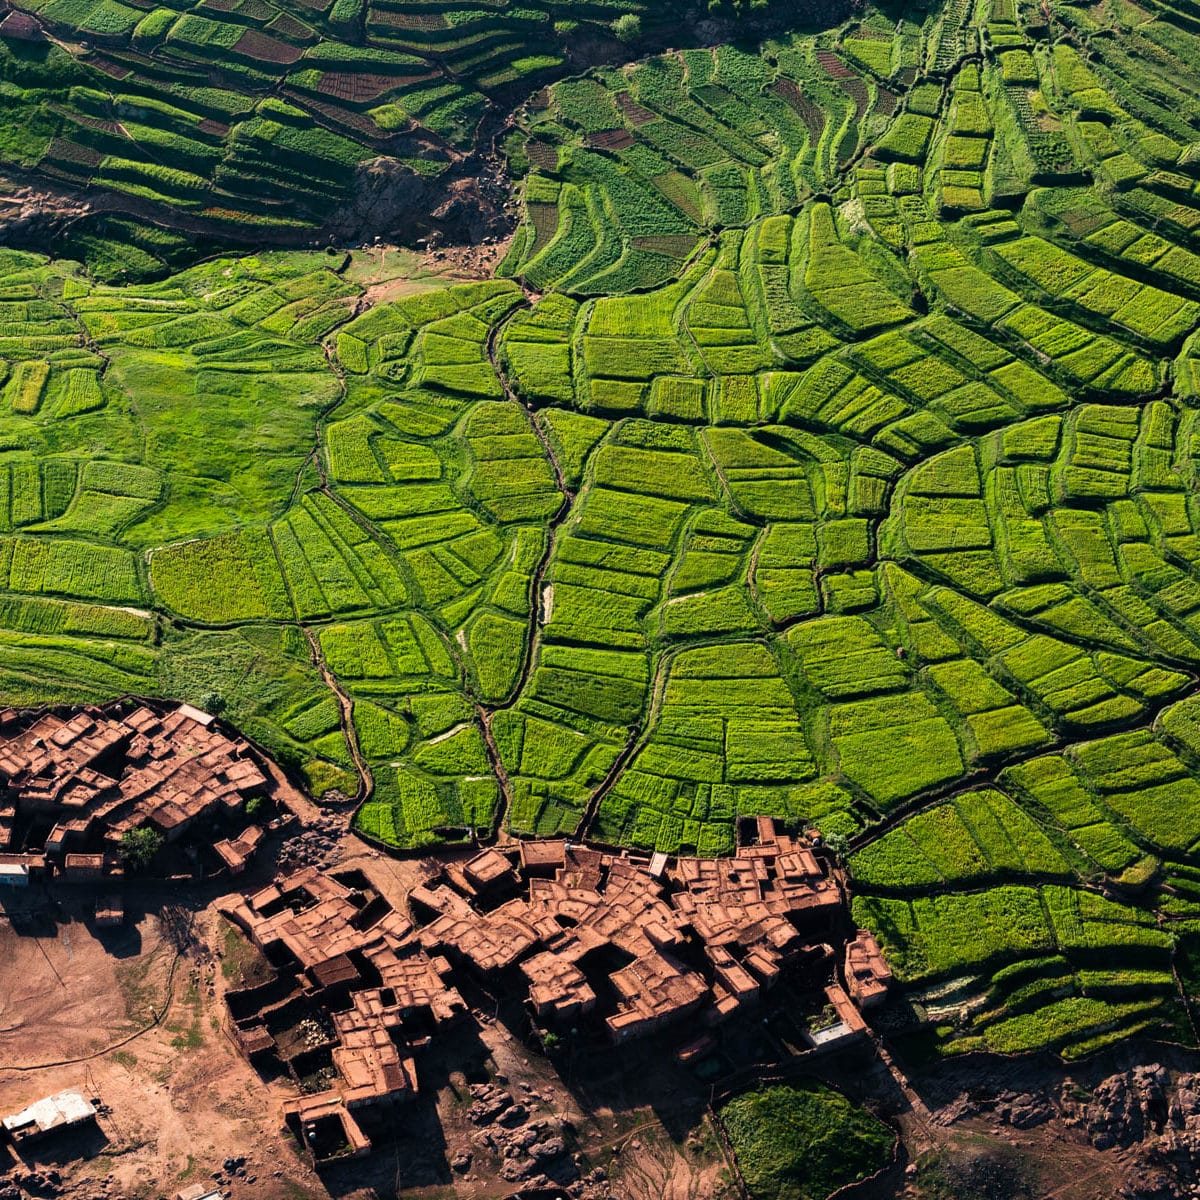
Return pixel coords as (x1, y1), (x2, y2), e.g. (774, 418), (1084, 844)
(721, 1084), (892, 1200)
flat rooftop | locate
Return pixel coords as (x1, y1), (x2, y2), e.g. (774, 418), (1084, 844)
(3, 1090), (97, 1140)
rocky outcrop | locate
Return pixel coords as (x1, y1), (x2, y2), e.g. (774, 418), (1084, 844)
(1063, 1065), (1171, 1150)
(935, 1064), (1200, 1197)
(324, 156), (512, 247)
(459, 1080), (607, 1197)
(930, 1087), (1057, 1130)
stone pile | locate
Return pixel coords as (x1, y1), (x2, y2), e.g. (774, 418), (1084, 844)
(276, 814), (343, 871)
(459, 1080), (609, 1195)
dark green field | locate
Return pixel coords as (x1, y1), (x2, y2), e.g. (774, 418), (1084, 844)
(721, 1084), (893, 1200)
(5, 0), (1200, 1064)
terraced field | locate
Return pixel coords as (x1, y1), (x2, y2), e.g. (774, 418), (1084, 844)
(0, 0), (814, 270)
(9, 0), (1200, 1065)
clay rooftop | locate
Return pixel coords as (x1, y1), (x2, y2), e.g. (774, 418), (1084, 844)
(220, 865), (467, 1126)
(412, 826), (848, 1041)
(222, 828), (885, 1168)
(0, 701), (275, 867)
(844, 928), (893, 1007)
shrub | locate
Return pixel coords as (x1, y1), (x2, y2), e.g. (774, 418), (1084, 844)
(721, 1084), (893, 1200)
(611, 13), (641, 42)
(120, 826), (163, 869)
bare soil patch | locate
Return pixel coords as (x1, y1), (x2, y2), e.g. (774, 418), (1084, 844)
(343, 239), (513, 310)
(0, 889), (324, 1200)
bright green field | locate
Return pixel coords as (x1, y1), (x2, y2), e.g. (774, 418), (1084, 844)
(7, 0), (1200, 1057)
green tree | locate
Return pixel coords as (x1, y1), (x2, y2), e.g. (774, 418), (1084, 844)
(611, 13), (641, 41)
(119, 826), (164, 870)
(824, 831), (850, 863)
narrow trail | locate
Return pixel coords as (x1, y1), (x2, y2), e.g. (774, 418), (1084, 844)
(743, 527), (770, 624)
(572, 645), (674, 841)
(284, 341), (345, 511)
(475, 302), (580, 837)
(871, 1033), (937, 1155)
(572, 730), (643, 844)
(303, 626), (373, 806)
(477, 705), (516, 846)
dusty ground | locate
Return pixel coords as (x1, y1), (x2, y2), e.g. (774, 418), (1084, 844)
(844, 1037), (1200, 1200)
(341, 239), (513, 309)
(908, 1117), (1139, 1199)
(0, 827), (727, 1200)
(5, 816), (1199, 1200)
(0, 884), (327, 1200)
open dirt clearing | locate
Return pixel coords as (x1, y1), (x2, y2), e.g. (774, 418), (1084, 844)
(0, 889), (329, 1200)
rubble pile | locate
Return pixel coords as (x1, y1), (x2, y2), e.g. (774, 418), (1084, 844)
(458, 1081), (614, 1199)
(1064, 1065), (1174, 1150)
(0, 1166), (62, 1199)
(275, 813), (344, 872)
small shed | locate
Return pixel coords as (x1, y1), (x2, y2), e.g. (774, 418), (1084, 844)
(0, 852), (46, 884)
(519, 839), (566, 876)
(462, 847), (519, 895)
(60, 853), (106, 882)
(2, 1090), (97, 1145)
(177, 1185), (223, 1200)
(175, 704), (216, 727)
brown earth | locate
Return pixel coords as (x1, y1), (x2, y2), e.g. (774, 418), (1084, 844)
(0, 886), (326, 1200)
(343, 238), (513, 311)
(851, 1039), (1200, 1200)
(5, 818), (1200, 1200)
(0, 827), (730, 1200)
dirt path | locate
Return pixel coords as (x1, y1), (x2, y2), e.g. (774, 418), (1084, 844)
(571, 646), (677, 841)
(485, 301), (577, 703)
(870, 1034), (936, 1155)
(476, 705), (517, 845)
(303, 626), (373, 806)
(470, 302), (581, 837)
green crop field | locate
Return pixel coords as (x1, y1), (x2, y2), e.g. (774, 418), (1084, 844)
(720, 1083), (893, 1200)
(7, 0), (1200, 1067)
(0, 0), (807, 268)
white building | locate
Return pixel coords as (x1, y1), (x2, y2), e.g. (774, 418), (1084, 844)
(2, 1090), (97, 1145)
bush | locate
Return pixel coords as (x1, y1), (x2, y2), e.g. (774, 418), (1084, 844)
(120, 826), (163, 869)
(611, 13), (641, 42)
(721, 1084), (892, 1200)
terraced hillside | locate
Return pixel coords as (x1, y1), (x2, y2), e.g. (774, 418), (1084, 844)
(8, 0), (1200, 1065)
(0, 0), (819, 267)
